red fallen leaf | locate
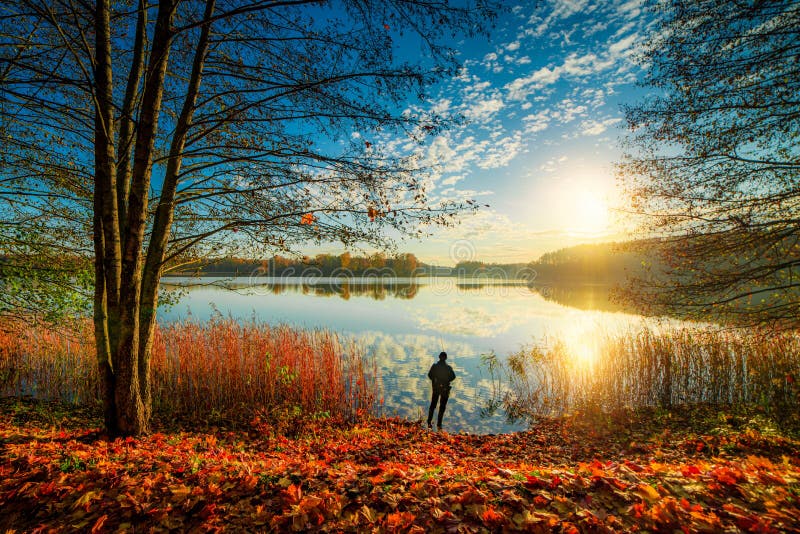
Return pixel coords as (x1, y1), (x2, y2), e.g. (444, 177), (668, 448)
(711, 466), (746, 485)
(37, 481), (59, 496)
(624, 460), (645, 472)
(533, 495), (549, 507)
(386, 511), (414, 529)
(524, 474), (545, 488)
(681, 464), (701, 476)
(549, 475), (563, 488)
(608, 477), (628, 490)
(383, 23), (390, 30)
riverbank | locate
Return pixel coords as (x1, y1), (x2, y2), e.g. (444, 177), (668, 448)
(2, 399), (798, 532)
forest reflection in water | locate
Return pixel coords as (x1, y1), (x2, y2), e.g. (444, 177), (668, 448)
(163, 276), (624, 313)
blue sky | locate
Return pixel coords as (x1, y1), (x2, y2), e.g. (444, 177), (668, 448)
(322, 0), (654, 265)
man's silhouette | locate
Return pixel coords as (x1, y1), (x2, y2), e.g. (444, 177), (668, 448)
(427, 351), (456, 431)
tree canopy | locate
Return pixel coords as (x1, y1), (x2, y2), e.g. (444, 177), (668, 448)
(0, 0), (497, 435)
(619, 0), (800, 328)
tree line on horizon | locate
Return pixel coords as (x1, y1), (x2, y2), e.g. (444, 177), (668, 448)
(161, 241), (654, 283)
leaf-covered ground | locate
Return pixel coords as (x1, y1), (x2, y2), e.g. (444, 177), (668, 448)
(1, 400), (799, 533)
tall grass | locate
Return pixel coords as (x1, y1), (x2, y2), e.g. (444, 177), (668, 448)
(0, 319), (376, 423)
(495, 327), (800, 423)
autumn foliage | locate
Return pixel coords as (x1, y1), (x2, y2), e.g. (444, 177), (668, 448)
(1, 401), (799, 532)
(0, 319), (376, 424)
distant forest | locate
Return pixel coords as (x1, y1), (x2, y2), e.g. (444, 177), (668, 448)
(166, 252), (423, 277)
(165, 241), (655, 284)
(529, 242), (654, 284)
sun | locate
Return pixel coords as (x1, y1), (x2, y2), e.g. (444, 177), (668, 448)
(571, 190), (610, 234)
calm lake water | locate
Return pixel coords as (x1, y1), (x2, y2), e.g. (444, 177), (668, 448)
(159, 277), (658, 433)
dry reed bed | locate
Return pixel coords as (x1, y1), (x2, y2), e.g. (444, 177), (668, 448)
(0, 319), (376, 422)
(500, 327), (800, 422)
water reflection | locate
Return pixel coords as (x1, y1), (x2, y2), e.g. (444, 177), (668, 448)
(159, 277), (656, 433)
(532, 283), (626, 313)
(163, 276), (628, 313)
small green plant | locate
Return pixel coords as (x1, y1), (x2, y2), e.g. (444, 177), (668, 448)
(59, 455), (86, 473)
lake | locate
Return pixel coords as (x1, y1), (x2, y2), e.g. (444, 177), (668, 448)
(159, 276), (657, 433)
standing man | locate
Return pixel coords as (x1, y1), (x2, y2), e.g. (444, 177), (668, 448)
(427, 351), (456, 431)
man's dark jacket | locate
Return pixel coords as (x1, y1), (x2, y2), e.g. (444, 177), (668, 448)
(428, 361), (456, 392)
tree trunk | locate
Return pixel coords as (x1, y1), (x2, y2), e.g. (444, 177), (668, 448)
(102, 0), (176, 436)
(94, 0), (124, 435)
(138, 0), (215, 426)
(114, 308), (148, 435)
(93, 212), (117, 434)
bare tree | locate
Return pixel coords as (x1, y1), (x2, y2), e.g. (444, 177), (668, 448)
(0, 0), (497, 435)
(619, 0), (800, 328)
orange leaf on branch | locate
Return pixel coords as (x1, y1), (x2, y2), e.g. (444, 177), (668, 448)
(300, 213), (316, 225)
(367, 207), (383, 222)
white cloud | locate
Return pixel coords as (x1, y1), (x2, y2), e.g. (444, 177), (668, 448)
(463, 97), (505, 121)
(555, 99), (587, 122)
(430, 98), (452, 116)
(579, 117), (622, 136)
(441, 174), (465, 186)
(505, 40), (521, 52)
(522, 110), (550, 133)
(583, 20), (608, 37)
(609, 33), (638, 55)
(616, 0), (642, 18)
(426, 135), (457, 171)
(505, 52), (615, 101)
(562, 52), (615, 75)
(477, 134), (524, 169)
(505, 65), (560, 100)
(539, 155), (568, 173)
(471, 80), (493, 91)
(525, 0), (590, 37)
